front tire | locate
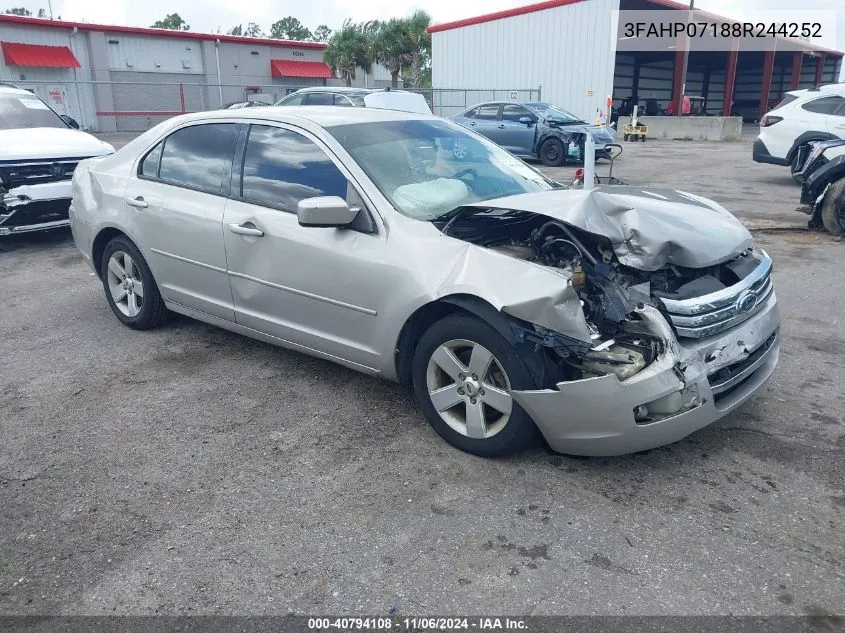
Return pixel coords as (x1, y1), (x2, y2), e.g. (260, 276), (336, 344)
(412, 314), (540, 457)
(100, 236), (168, 329)
(539, 138), (565, 166)
(819, 178), (845, 236)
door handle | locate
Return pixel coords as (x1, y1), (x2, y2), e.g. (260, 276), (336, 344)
(468, 121), (476, 126)
(126, 196), (148, 208)
(228, 222), (264, 237)
(497, 124), (506, 129)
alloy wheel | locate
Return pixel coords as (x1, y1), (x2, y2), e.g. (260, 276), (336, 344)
(425, 339), (513, 439)
(106, 250), (144, 317)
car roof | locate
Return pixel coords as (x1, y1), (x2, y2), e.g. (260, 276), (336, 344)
(293, 87), (374, 95)
(175, 104), (436, 127)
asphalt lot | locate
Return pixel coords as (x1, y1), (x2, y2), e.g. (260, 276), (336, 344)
(1, 129), (843, 617)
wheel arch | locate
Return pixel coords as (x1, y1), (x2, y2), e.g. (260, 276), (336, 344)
(394, 294), (520, 387)
(91, 226), (131, 279)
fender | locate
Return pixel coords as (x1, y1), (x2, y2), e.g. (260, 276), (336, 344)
(787, 131), (839, 164)
(803, 155), (845, 201)
(535, 128), (579, 156)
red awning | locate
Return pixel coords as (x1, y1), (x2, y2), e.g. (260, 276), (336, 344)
(1, 41), (80, 68)
(270, 59), (333, 79)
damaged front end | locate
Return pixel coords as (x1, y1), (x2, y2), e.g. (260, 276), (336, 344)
(436, 189), (780, 455)
(0, 169), (76, 237)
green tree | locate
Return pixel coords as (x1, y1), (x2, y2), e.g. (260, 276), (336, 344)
(374, 18), (410, 89)
(312, 25), (332, 43)
(229, 23), (263, 37)
(401, 10), (431, 88)
(4, 7), (32, 15)
(323, 20), (368, 87)
(151, 13), (190, 31)
(37, 8), (45, 17)
(269, 16), (312, 41)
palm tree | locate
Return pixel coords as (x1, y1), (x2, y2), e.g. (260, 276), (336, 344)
(358, 20), (381, 87)
(323, 20), (367, 87)
(374, 18), (409, 89)
(402, 10), (431, 88)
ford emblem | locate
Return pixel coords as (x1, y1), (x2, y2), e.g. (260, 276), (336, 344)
(736, 290), (757, 314)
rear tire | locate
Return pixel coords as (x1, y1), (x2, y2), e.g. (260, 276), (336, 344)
(100, 236), (168, 330)
(412, 314), (540, 457)
(539, 138), (565, 166)
(819, 178), (845, 236)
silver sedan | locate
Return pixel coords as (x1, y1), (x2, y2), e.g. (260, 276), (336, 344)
(70, 107), (780, 457)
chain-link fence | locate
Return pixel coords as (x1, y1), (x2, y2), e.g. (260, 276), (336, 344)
(13, 80), (542, 132)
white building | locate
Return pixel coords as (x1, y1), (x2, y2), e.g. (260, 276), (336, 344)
(429, 0), (843, 122)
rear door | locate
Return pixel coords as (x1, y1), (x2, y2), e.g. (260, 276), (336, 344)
(823, 96), (845, 137)
(221, 122), (388, 370)
(122, 122), (239, 321)
(463, 104), (502, 142)
(498, 104), (537, 156)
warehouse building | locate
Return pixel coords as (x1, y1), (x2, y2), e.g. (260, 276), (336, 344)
(429, 0), (843, 123)
(0, 14), (391, 131)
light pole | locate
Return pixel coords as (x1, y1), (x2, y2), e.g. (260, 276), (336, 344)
(677, 0), (695, 116)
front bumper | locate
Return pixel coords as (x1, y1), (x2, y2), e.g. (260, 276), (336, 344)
(1, 181), (72, 236)
(752, 138), (788, 166)
(512, 293), (780, 456)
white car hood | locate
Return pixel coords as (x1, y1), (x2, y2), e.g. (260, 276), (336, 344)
(0, 127), (114, 161)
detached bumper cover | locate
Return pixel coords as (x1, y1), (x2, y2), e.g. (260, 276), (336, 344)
(1, 181), (72, 236)
(512, 293), (780, 456)
(752, 138), (788, 166)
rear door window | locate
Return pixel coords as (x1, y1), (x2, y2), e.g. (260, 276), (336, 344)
(157, 123), (238, 194)
(473, 104), (501, 120)
(303, 92), (334, 106)
(239, 124), (349, 212)
(801, 96), (845, 115)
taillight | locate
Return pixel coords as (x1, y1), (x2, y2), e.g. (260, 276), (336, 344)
(761, 115), (783, 127)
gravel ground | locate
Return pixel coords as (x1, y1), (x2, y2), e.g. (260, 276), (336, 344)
(0, 129), (843, 617)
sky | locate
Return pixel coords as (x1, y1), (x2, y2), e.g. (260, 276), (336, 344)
(5, 0), (844, 55)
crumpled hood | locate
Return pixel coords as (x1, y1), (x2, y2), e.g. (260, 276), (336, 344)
(546, 121), (615, 144)
(466, 186), (752, 271)
(0, 127), (114, 161)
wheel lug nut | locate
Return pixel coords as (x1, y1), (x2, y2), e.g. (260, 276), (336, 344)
(472, 374), (478, 380)
(470, 398), (477, 405)
(458, 373), (465, 380)
(479, 389), (485, 395)
(457, 388), (465, 395)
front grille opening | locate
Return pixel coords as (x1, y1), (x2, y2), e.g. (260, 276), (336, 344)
(712, 371), (756, 404)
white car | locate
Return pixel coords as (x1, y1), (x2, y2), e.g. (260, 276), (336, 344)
(753, 83), (845, 180)
(0, 83), (114, 236)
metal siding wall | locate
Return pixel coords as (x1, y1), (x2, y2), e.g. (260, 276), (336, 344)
(431, 0), (620, 120)
(105, 34), (204, 74)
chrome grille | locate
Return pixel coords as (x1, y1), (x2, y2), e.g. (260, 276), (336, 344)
(0, 159), (82, 189)
(660, 251), (774, 339)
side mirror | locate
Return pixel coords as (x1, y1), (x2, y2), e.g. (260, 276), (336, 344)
(518, 116), (534, 126)
(296, 196), (360, 228)
(61, 114), (80, 129)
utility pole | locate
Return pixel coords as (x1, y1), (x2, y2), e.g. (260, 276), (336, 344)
(677, 0), (695, 116)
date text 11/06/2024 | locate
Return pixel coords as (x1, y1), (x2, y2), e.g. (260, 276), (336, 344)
(307, 617), (528, 630)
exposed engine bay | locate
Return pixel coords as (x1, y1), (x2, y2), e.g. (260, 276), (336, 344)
(436, 208), (762, 384)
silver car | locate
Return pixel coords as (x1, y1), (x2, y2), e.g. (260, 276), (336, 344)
(70, 107), (780, 457)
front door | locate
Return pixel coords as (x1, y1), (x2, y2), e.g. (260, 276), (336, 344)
(122, 122), (239, 321)
(498, 104), (537, 156)
(222, 123), (388, 371)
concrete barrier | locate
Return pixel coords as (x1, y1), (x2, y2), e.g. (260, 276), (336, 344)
(617, 116), (743, 142)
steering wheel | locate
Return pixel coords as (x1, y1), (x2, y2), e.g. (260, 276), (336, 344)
(454, 168), (478, 191)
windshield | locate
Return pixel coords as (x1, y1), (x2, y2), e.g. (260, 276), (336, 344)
(524, 102), (584, 124)
(0, 92), (67, 130)
(327, 119), (556, 220)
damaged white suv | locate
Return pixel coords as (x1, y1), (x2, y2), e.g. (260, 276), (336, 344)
(1, 83), (113, 236)
(70, 107), (779, 457)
